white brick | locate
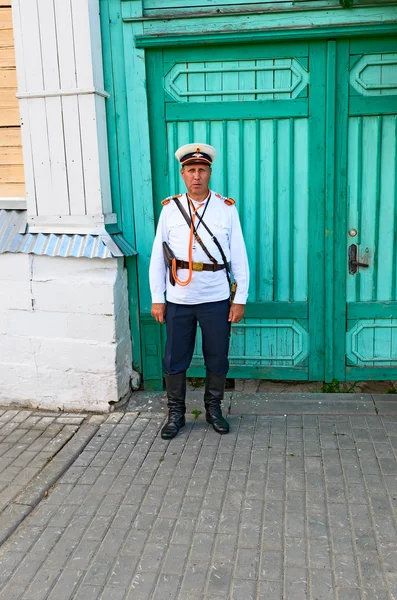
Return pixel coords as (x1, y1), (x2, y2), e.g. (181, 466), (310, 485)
(67, 313), (115, 342)
(31, 280), (115, 314)
(0, 256), (135, 412)
(0, 253), (31, 281)
(57, 371), (119, 411)
(31, 255), (118, 280)
(116, 335), (132, 365)
(0, 364), (42, 405)
(31, 337), (121, 373)
(0, 334), (37, 366)
(0, 363), (118, 412)
(0, 335), (124, 374)
(115, 302), (130, 340)
(5, 309), (115, 342)
(0, 311), (8, 334)
(0, 281), (32, 310)
(117, 345), (133, 399)
(114, 263), (129, 313)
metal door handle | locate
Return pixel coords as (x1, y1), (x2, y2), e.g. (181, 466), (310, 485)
(348, 244), (369, 274)
(350, 260), (369, 267)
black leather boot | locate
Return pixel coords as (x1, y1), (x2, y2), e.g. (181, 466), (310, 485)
(161, 372), (186, 440)
(204, 370), (229, 434)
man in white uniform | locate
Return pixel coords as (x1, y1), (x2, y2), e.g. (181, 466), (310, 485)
(149, 143), (249, 440)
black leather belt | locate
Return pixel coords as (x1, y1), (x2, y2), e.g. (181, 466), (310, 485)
(176, 259), (225, 272)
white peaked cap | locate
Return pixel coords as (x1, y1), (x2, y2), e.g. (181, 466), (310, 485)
(175, 143), (216, 166)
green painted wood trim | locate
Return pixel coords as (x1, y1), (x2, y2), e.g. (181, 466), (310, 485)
(123, 0), (143, 17)
(324, 41), (336, 383)
(100, 0), (121, 225)
(139, 302), (308, 321)
(393, 117), (397, 301)
(272, 119), (279, 302)
(146, 49), (169, 223)
(121, 6), (156, 315)
(333, 40), (350, 382)
(346, 367), (397, 381)
(100, 0), (136, 245)
(350, 96), (397, 117)
(134, 24), (397, 47)
(308, 41), (326, 381)
(289, 118), (295, 302)
(121, 1), (162, 379)
(105, 223), (122, 234)
(348, 302), (397, 319)
(244, 302), (308, 319)
(100, 0), (142, 372)
(166, 100), (309, 122)
(140, 315), (164, 386)
(111, 234), (138, 256)
(143, 379), (164, 391)
(187, 365), (308, 380)
(355, 116), (363, 303)
(126, 256), (142, 370)
(109, 3), (136, 245)
(350, 37), (397, 54)
(373, 115), (382, 302)
(141, 1), (397, 15)
(163, 43), (309, 63)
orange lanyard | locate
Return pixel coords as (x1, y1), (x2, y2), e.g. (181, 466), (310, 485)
(171, 195), (208, 287)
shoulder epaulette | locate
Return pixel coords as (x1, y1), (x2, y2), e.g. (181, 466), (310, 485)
(214, 192), (235, 206)
(161, 194), (182, 206)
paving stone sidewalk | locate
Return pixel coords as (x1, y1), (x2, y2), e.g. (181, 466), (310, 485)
(0, 405), (396, 600)
(125, 389), (397, 417)
(0, 408), (106, 544)
(0, 409), (90, 511)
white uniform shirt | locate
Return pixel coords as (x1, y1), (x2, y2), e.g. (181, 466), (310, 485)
(149, 191), (250, 305)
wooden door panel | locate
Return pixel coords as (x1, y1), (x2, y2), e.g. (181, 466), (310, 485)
(146, 41), (325, 381)
(345, 39), (397, 378)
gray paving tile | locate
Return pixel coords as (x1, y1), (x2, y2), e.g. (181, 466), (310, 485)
(0, 411), (394, 600)
(230, 393), (375, 415)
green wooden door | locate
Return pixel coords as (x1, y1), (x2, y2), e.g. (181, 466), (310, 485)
(146, 41), (327, 383)
(338, 38), (397, 380)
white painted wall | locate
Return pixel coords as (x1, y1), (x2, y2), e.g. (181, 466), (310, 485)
(0, 253), (136, 412)
(0, 1), (138, 412)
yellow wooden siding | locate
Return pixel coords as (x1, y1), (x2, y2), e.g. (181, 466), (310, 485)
(0, 4), (25, 198)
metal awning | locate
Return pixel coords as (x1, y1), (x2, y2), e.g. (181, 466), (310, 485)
(0, 210), (137, 259)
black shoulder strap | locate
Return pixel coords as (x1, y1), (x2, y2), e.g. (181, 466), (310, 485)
(172, 196), (218, 265)
(194, 210), (232, 285)
(172, 196), (192, 228)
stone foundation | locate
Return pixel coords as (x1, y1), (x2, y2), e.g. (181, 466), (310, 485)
(0, 253), (138, 412)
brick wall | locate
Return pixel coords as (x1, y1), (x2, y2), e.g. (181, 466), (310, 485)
(0, 254), (136, 412)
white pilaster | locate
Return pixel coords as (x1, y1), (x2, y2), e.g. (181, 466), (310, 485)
(11, 0), (115, 233)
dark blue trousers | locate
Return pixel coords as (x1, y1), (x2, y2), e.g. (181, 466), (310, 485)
(163, 299), (231, 376)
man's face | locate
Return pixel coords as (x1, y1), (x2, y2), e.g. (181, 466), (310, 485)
(181, 163), (211, 198)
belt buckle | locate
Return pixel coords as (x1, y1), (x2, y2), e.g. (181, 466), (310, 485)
(193, 262), (204, 272)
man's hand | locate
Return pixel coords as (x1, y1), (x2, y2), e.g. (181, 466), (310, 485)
(228, 303), (245, 323)
(151, 303), (166, 324)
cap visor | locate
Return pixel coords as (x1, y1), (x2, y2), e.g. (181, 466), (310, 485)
(181, 157), (212, 166)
